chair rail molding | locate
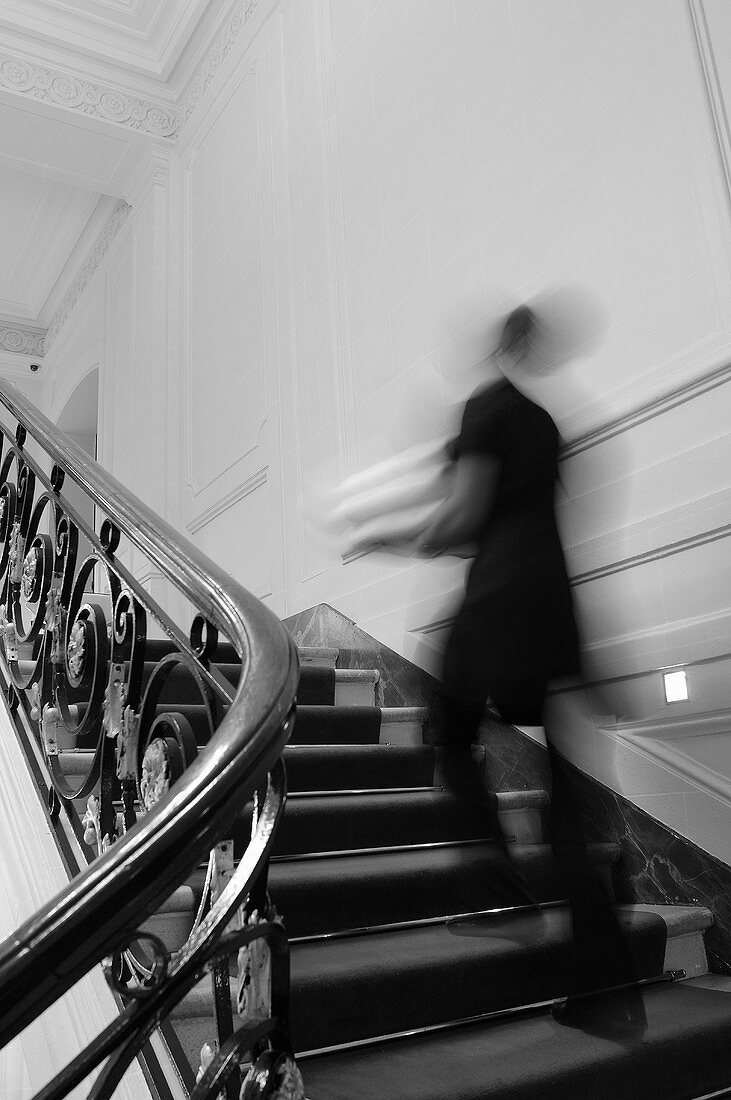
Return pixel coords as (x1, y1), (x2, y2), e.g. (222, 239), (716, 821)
(186, 466), (269, 534)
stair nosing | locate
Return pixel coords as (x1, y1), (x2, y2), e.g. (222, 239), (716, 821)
(294, 969), (681, 1061)
(271, 836), (500, 862)
(289, 900), (566, 945)
(288, 785), (441, 798)
(271, 839), (620, 863)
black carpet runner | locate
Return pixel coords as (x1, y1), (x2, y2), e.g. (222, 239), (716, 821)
(165, 647), (731, 1099)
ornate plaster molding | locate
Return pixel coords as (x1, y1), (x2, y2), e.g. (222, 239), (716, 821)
(46, 199), (132, 350)
(180, 0), (260, 128)
(0, 53), (181, 138)
(0, 325), (46, 357)
(0, 0), (261, 141)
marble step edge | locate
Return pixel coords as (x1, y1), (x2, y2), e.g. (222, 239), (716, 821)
(330, 669), (378, 684)
(380, 707), (428, 746)
(297, 647), (339, 667)
(616, 903), (713, 978)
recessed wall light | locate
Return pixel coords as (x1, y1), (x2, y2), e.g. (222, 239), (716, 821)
(663, 669), (688, 703)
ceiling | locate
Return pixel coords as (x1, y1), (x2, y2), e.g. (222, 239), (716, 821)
(0, 0), (231, 363)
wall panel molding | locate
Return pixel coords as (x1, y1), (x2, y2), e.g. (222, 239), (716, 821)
(610, 707), (731, 742)
(186, 466), (268, 534)
(622, 727), (731, 808)
(313, 0), (358, 479)
(688, 0), (731, 211)
(571, 520), (731, 586)
(563, 356), (731, 458)
(181, 61), (267, 498)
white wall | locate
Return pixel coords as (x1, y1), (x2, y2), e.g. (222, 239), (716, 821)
(39, 0), (731, 860)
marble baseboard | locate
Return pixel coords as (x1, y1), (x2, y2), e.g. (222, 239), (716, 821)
(283, 603), (731, 974)
(483, 724), (731, 973)
(478, 716), (552, 794)
(560, 758), (731, 975)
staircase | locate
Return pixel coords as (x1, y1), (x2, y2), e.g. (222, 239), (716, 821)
(142, 641), (731, 1099)
(1, 387), (729, 1098)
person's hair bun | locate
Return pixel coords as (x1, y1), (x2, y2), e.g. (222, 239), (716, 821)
(496, 305), (537, 359)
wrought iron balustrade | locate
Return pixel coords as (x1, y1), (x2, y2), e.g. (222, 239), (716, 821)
(0, 380), (302, 1099)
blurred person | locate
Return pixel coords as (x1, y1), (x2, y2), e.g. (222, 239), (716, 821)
(420, 303), (581, 745)
(357, 301), (645, 1037)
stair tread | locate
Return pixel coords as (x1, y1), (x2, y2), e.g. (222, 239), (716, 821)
(298, 979), (731, 1099)
(271, 789), (500, 854)
(289, 907), (664, 982)
(283, 743), (435, 791)
(173, 906), (667, 1046)
(271, 842), (563, 936)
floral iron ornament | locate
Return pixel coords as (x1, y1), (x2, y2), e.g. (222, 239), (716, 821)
(139, 738), (171, 811)
(240, 1048), (305, 1100)
(66, 618), (86, 680)
(0, 385), (301, 1100)
(81, 793), (112, 856)
(0, 606), (17, 663)
(21, 546), (38, 601)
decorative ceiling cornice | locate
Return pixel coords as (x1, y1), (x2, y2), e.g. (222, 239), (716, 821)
(0, 325), (46, 357)
(0, 52), (181, 137)
(0, 0), (263, 348)
(0, 0), (260, 141)
(180, 0), (259, 127)
(45, 199), (132, 353)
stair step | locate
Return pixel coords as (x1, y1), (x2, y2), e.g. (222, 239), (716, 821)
(269, 842), (571, 938)
(145, 663), (380, 708)
(269, 789), (498, 856)
(287, 906), (668, 1051)
(295, 666), (379, 707)
(168, 901), (716, 1076)
(290, 705), (427, 746)
(171, 906), (667, 1055)
(297, 978), (731, 1099)
(148, 841), (622, 953)
(284, 744), (435, 791)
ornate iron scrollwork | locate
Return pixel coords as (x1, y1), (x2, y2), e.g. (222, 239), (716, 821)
(0, 388), (301, 1100)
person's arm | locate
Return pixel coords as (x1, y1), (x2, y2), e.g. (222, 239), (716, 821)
(419, 453), (500, 553)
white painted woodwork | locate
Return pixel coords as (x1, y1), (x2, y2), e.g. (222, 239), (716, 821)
(2, 0), (730, 862)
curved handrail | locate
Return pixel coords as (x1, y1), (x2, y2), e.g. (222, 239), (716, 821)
(0, 380), (299, 1054)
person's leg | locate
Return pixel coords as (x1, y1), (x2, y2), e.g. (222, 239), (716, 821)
(542, 688), (647, 1034)
(429, 609), (497, 818)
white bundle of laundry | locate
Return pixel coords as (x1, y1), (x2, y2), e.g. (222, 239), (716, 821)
(315, 438), (454, 560)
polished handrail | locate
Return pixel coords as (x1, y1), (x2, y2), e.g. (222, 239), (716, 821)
(0, 380), (299, 1056)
